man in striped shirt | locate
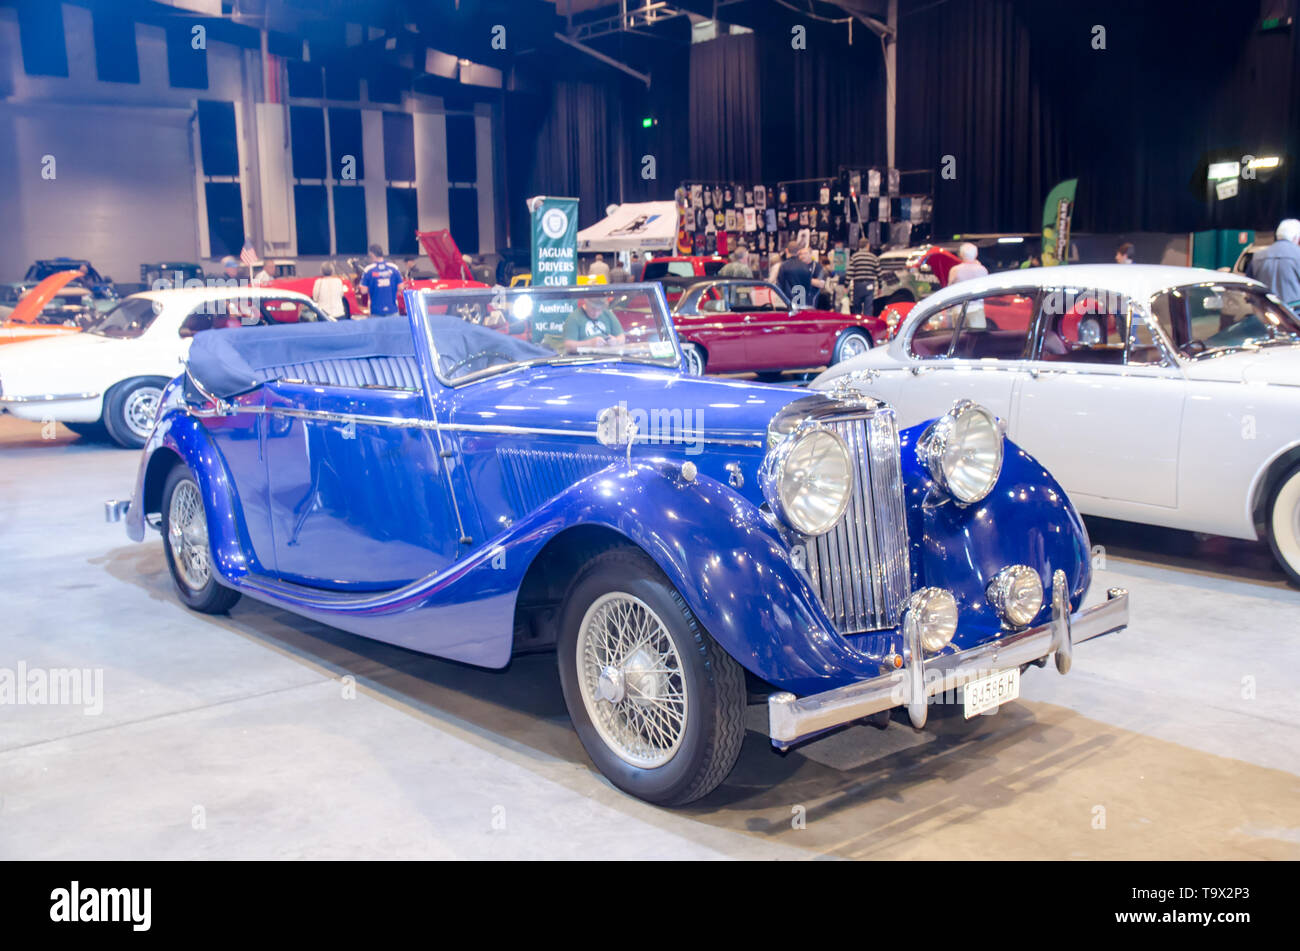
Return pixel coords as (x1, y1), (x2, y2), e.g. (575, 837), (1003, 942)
(846, 238), (880, 315)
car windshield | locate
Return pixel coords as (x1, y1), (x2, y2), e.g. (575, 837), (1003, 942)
(1152, 283), (1300, 356)
(411, 284), (681, 384)
(85, 297), (161, 339)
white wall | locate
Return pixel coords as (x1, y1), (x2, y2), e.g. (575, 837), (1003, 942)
(0, 2), (503, 281)
(0, 101), (199, 283)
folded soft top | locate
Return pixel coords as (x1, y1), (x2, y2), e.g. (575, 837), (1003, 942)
(185, 316), (416, 399)
(184, 313), (553, 399)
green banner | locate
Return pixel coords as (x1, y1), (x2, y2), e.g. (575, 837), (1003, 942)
(529, 195), (579, 286)
(1040, 178), (1077, 266)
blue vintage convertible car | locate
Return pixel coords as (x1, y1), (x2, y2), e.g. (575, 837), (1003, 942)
(112, 283), (1129, 805)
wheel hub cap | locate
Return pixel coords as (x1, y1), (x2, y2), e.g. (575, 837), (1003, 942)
(596, 665), (626, 704)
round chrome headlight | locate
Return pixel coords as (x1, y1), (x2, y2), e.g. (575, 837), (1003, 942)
(919, 400), (1003, 504)
(763, 427), (854, 536)
(986, 565), (1044, 627)
(906, 588), (959, 653)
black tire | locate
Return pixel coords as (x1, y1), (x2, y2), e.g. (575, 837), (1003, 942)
(103, 376), (170, 449)
(161, 464), (241, 615)
(832, 328), (872, 365)
(557, 547), (746, 805)
(1266, 464), (1300, 586)
(63, 421), (106, 439)
(680, 342), (706, 376)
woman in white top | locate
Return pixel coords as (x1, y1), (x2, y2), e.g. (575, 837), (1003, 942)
(312, 262), (348, 319)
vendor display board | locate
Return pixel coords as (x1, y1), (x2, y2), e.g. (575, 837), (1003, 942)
(776, 168), (933, 253)
(675, 169), (933, 259)
(675, 182), (778, 258)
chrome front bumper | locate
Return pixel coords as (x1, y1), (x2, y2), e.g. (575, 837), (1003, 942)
(768, 570), (1129, 748)
(105, 499), (130, 522)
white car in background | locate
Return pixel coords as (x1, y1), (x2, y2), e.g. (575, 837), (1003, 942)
(814, 264), (1300, 584)
(0, 286), (331, 448)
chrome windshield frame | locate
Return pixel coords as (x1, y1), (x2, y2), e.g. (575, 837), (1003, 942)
(405, 281), (685, 390)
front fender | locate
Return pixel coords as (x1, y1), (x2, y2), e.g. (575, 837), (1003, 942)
(899, 424), (1092, 649)
(501, 461), (886, 694)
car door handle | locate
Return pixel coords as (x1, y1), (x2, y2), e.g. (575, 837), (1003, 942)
(1028, 367), (1040, 379)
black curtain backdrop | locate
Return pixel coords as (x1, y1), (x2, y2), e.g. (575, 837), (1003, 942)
(502, 0), (1300, 250)
(687, 33), (764, 181)
(757, 22), (886, 183)
(504, 78), (622, 246)
(898, 0), (1298, 236)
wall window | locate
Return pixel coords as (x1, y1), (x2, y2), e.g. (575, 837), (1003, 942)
(387, 187), (419, 255)
(17, 0), (69, 77)
(287, 61), (324, 99)
(166, 23), (208, 90)
(197, 101), (239, 177)
(333, 187), (368, 254)
(368, 65), (406, 105)
(328, 109), (364, 181)
(382, 112), (415, 182)
(294, 185), (330, 256)
(205, 182), (245, 258)
(448, 187), (479, 255)
(326, 65), (361, 101)
(445, 115), (477, 183)
(92, 12), (139, 84)
(290, 106), (326, 180)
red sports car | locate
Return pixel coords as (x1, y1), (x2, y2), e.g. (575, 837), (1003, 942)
(641, 255), (727, 307)
(263, 260), (364, 317)
(671, 278), (888, 376)
(395, 229), (489, 313)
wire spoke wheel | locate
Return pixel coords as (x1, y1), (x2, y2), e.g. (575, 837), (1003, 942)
(168, 479), (211, 591)
(576, 592), (689, 768)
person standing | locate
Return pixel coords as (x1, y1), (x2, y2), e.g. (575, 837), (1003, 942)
(846, 238), (880, 315)
(831, 240), (849, 279)
(947, 242), (989, 285)
(1114, 242), (1135, 264)
(718, 245), (753, 278)
(607, 257), (630, 283)
(588, 254), (610, 280)
(359, 244), (403, 316)
(312, 262), (348, 319)
(1250, 219), (1300, 304)
(777, 242), (823, 308)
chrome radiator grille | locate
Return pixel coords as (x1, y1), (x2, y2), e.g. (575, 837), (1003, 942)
(804, 410), (911, 634)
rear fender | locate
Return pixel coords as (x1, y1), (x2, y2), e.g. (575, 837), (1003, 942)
(127, 407), (262, 580)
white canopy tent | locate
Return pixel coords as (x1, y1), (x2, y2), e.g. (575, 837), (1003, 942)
(576, 201), (680, 252)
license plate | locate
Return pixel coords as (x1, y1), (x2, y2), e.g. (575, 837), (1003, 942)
(962, 668), (1020, 719)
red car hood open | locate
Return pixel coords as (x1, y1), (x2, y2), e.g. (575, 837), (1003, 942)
(417, 230), (476, 281)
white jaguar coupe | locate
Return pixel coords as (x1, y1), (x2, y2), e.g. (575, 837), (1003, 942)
(0, 286), (331, 448)
(814, 264), (1300, 584)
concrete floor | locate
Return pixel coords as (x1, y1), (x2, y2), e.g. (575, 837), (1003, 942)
(1, 415), (1297, 859)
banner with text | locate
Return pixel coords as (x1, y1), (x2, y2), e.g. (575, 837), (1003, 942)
(529, 196), (579, 286)
(1040, 179), (1077, 266)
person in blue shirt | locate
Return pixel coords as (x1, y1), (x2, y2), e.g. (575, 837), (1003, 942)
(359, 244), (403, 316)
